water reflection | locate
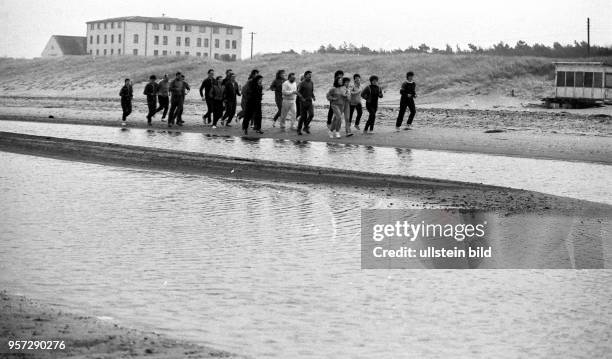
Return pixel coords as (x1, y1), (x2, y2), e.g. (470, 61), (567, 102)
(0, 120), (610, 204)
(1, 152), (612, 359)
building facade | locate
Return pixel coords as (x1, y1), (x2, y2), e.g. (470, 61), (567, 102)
(41, 35), (87, 57)
(85, 16), (242, 60)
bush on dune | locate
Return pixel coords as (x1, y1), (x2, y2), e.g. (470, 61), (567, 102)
(1, 53), (610, 98)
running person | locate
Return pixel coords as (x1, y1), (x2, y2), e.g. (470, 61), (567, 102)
(199, 69), (215, 125)
(143, 75), (158, 126)
(270, 70), (286, 127)
(154, 74), (170, 120)
(361, 75), (383, 134)
(279, 72), (298, 131)
(396, 71), (417, 130)
(349, 74), (363, 130)
(119, 78), (133, 126)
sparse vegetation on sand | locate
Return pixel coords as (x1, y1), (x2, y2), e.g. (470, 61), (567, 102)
(1, 53), (610, 101)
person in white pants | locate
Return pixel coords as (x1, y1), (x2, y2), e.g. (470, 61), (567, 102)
(279, 73), (298, 131)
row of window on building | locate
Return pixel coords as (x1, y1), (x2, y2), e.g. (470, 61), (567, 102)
(89, 34), (237, 50)
(88, 47), (236, 60)
(556, 71), (612, 88)
(89, 22), (233, 35)
(153, 36), (237, 49)
(90, 34), (122, 45)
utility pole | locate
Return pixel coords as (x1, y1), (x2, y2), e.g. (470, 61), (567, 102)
(587, 18), (590, 57)
(249, 32), (256, 60)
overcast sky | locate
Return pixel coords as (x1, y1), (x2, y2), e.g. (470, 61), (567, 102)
(1, 0), (611, 58)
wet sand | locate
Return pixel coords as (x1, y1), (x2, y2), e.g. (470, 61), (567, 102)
(0, 291), (244, 358)
(0, 96), (610, 164)
(0, 131), (605, 214)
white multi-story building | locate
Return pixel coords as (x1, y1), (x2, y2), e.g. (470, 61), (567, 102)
(85, 16), (243, 60)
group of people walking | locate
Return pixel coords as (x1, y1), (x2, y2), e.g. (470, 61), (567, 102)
(119, 68), (417, 137)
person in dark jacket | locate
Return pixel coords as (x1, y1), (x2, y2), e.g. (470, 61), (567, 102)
(199, 69), (215, 124)
(327, 70), (344, 127)
(297, 70), (316, 135)
(243, 74), (264, 135)
(143, 75), (158, 125)
(361, 75), (383, 134)
(168, 72), (190, 127)
(396, 71), (417, 130)
(270, 70), (286, 127)
(154, 74), (170, 120)
(221, 69), (233, 87)
(211, 76), (224, 128)
(221, 73), (241, 126)
(119, 78), (133, 126)
(237, 69), (259, 121)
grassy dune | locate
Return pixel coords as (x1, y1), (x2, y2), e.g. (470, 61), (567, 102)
(1, 53), (607, 102)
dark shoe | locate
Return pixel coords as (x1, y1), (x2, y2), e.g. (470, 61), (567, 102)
(255, 130), (264, 134)
(168, 124), (173, 128)
(297, 131), (302, 135)
(304, 128), (310, 134)
(243, 129), (248, 135)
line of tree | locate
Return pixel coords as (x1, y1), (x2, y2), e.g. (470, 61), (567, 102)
(291, 41), (612, 58)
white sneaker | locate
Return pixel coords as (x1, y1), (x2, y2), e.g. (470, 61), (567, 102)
(335, 132), (341, 138)
(122, 122), (126, 127)
(212, 125), (217, 129)
(395, 127), (401, 132)
(328, 131), (334, 138)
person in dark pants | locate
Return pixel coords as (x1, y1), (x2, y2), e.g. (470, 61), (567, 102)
(327, 70), (344, 127)
(349, 74), (363, 130)
(155, 74), (170, 120)
(237, 69), (259, 121)
(143, 75), (158, 126)
(243, 75), (263, 135)
(270, 70), (286, 127)
(297, 70), (315, 135)
(168, 72), (190, 127)
(119, 78), (133, 126)
(222, 73), (240, 126)
(396, 71), (417, 130)
(199, 69), (215, 124)
(361, 75), (383, 134)
(211, 76), (224, 128)
(296, 74), (304, 123)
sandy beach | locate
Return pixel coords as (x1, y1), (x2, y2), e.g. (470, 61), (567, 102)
(0, 291), (243, 358)
(0, 95), (611, 164)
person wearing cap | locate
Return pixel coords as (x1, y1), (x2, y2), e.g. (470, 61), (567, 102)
(119, 78), (133, 126)
(143, 75), (159, 126)
(155, 74), (170, 120)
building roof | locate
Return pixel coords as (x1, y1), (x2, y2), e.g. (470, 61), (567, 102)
(86, 16), (242, 29)
(52, 35), (87, 55)
(553, 61), (612, 68)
